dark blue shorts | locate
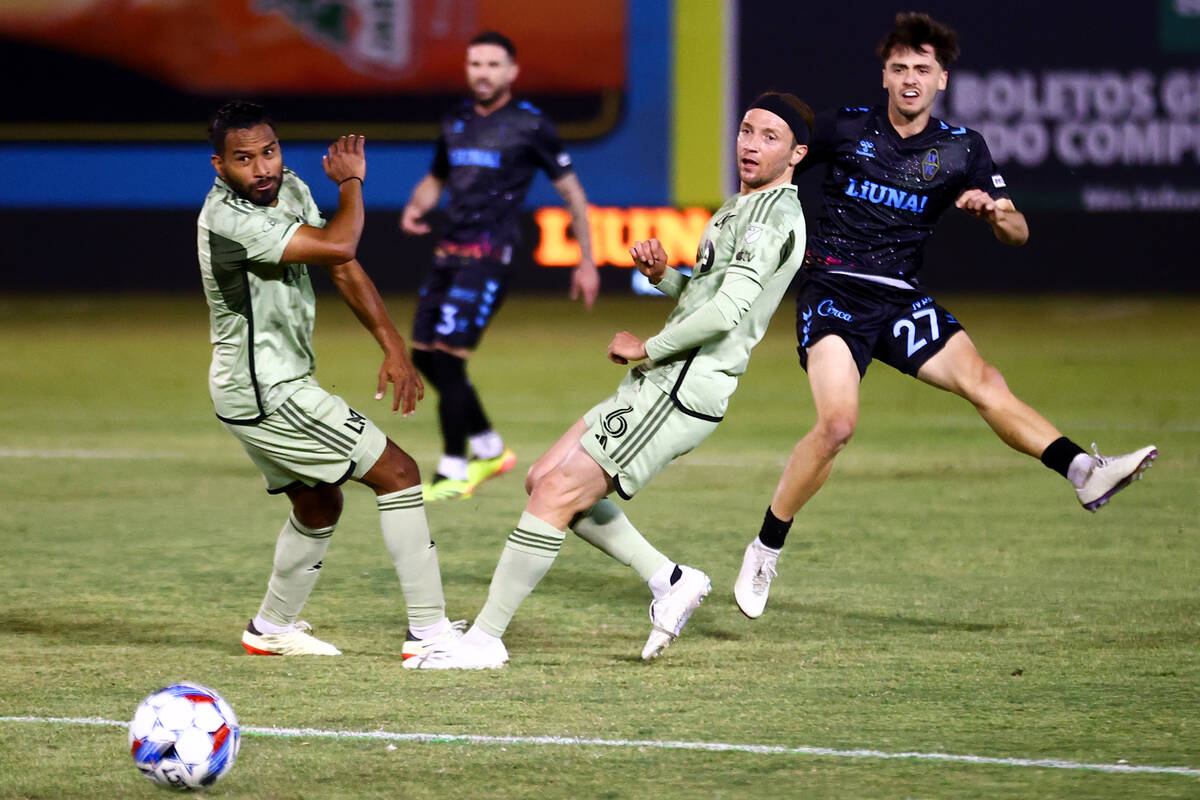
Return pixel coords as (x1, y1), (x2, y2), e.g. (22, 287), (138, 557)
(795, 271), (964, 378)
(412, 252), (510, 350)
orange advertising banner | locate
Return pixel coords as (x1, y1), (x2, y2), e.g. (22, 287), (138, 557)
(0, 0), (624, 94)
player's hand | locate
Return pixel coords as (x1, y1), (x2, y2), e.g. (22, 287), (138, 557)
(570, 258), (600, 310)
(400, 204), (431, 235)
(322, 135), (367, 186)
(607, 331), (647, 365)
(375, 348), (425, 416)
(955, 189), (998, 219)
(629, 238), (669, 283)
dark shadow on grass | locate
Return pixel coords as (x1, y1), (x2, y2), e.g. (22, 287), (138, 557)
(777, 601), (1012, 633)
(0, 612), (233, 652)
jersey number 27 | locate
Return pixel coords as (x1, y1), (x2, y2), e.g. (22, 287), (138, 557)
(892, 307), (940, 357)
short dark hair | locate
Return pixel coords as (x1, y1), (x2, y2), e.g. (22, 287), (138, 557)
(469, 30), (517, 59)
(208, 101), (276, 154)
(877, 12), (960, 68)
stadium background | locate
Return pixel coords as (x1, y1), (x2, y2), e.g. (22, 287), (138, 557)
(1, 0), (1197, 292)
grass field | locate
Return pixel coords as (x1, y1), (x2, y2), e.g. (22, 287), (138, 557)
(1, 292), (1197, 799)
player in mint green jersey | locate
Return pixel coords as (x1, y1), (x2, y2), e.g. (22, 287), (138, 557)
(199, 101), (460, 658)
(404, 93), (815, 670)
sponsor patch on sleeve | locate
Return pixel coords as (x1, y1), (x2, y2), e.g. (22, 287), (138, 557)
(992, 174), (1007, 189)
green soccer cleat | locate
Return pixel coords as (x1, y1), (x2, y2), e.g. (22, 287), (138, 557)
(467, 448), (517, 490)
(422, 475), (474, 502)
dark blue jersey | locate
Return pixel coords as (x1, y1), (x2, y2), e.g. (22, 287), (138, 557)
(430, 99), (573, 251)
(796, 105), (1009, 288)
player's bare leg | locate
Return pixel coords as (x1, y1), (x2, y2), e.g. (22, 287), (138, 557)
(771, 335), (863, 520)
(737, 335), (860, 618)
(916, 331), (1059, 457)
(525, 417), (590, 495)
(917, 331), (1156, 510)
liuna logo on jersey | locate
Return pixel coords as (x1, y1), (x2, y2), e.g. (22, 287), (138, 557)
(844, 178), (930, 214)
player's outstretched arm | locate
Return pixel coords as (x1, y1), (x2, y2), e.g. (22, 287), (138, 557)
(955, 190), (1029, 246)
(552, 172), (599, 309)
(400, 173), (444, 235)
(282, 135), (368, 265)
(325, 259), (424, 416)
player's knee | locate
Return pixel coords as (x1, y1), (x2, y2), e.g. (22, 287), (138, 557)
(291, 484), (343, 529)
(529, 467), (588, 516)
(411, 348), (436, 382)
(431, 350), (469, 389)
(385, 446), (422, 487)
(967, 361), (1012, 407)
(814, 412), (857, 453)
(362, 441), (422, 493)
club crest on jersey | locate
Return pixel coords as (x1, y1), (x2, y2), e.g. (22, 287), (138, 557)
(855, 139), (877, 158)
(921, 149), (940, 181)
(696, 239), (715, 273)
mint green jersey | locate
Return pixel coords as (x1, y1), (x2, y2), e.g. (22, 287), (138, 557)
(198, 168), (326, 423)
(638, 183), (805, 420)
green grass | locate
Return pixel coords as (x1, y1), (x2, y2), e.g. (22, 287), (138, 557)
(1, 293), (1197, 799)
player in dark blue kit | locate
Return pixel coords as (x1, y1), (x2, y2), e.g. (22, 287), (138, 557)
(401, 30), (599, 502)
(733, 12), (1157, 619)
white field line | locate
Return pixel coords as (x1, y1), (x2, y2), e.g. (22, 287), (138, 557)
(1, 716), (1197, 777)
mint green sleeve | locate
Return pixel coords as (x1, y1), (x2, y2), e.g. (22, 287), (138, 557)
(651, 267), (689, 298)
(643, 269), (764, 361)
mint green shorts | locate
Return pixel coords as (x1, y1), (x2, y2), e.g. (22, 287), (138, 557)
(581, 371), (717, 499)
(222, 379), (387, 493)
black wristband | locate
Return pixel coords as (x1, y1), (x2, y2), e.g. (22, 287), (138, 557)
(338, 176), (364, 186)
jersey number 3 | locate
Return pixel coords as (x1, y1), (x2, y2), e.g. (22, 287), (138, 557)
(892, 308), (940, 357)
(435, 304), (459, 336)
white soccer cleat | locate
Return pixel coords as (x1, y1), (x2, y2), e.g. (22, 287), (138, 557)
(734, 539), (780, 619)
(241, 620), (341, 656)
(401, 619), (467, 661)
(1076, 444), (1157, 512)
(402, 635), (509, 670)
(642, 566), (711, 660)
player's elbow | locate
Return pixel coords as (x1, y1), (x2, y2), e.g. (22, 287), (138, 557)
(314, 237), (358, 265)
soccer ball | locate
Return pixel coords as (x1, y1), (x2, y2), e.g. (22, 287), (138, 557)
(129, 682), (240, 789)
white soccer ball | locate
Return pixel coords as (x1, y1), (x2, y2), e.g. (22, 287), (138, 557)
(129, 682), (240, 789)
